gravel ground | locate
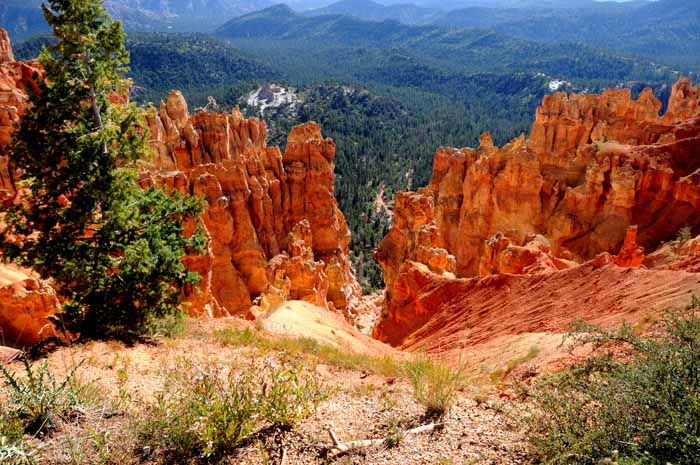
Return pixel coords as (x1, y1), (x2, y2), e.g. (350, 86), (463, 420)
(5, 319), (529, 465)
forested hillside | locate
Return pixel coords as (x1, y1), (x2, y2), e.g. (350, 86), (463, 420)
(13, 4), (692, 291)
(432, 0), (700, 69)
(14, 33), (278, 104)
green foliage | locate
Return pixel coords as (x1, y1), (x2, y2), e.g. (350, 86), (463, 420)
(143, 310), (187, 340)
(260, 364), (327, 430)
(489, 345), (540, 383)
(137, 359), (325, 460)
(0, 436), (36, 465)
(0, 357), (87, 435)
(404, 357), (465, 418)
(1, 0), (205, 340)
(528, 300), (700, 464)
(0, 404), (33, 465)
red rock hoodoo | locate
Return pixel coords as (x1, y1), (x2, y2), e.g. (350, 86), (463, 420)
(0, 31), (42, 205)
(375, 78), (700, 350)
(143, 93), (361, 318)
(0, 265), (61, 348)
(0, 30), (361, 345)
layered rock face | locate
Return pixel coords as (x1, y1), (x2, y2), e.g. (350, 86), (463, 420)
(376, 78), (700, 346)
(143, 92), (361, 318)
(0, 29), (361, 344)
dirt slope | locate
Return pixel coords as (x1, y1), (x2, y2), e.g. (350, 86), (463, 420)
(379, 262), (700, 370)
(259, 300), (396, 356)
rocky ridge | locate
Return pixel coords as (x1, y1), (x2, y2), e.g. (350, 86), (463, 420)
(374, 78), (700, 351)
(0, 30), (361, 345)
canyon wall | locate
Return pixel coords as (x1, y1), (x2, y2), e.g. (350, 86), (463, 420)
(0, 30), (361, 345)
(143, 92), (361, 318)
(375, 78), (700, 346)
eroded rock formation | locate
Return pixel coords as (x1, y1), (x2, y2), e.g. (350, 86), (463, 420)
(0, 30), (42, 205)
(375, 258), (700, 355)
(142, 92), (361, 318)
(0, 30), (361, 344)
(376, 78), (700, 347)
(0, 29), (14, 63)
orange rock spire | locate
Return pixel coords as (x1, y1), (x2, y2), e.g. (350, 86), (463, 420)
(0, 29), (14, 64)
(375, 79), (700, 346)
(0, 29), (362, 344)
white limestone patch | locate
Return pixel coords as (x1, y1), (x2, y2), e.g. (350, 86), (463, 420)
(547, 79), (571, 92)
(245, 84), (300, 115)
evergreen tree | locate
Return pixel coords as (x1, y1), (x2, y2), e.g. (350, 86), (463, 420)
(1, 0), (205, 340)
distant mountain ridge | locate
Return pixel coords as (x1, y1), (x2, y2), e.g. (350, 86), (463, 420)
(431, 0), (700, 68)
(215, 3), (680, 82)
(4, 0), (700, 73)
(306, 0), (439, 24)
(2, 0), (281, 40)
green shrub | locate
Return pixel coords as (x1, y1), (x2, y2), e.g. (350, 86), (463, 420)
(261, 364), (326, 429)
(676, 225), (693, 244)
(528, 299), (700, 464)
(404, 358), (465, 418)
(137, 359), (325, 460)
(0, 358), (87, 435)
(0, 406), (35, 465)
(0, 436), (36, 465)
(144, 310), (187, 340)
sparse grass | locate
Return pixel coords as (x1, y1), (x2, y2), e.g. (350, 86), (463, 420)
(489, 345), (540, 383)
(215, 327), (471, 418)
(349, 383), (379, 398)
(261, 362), (326, 430)
(432, 458), (453, 465)
(0, 435), (36, 465)
(404, 357), (465, 418)
(383, 422), (402, 449)
(0, 407), (35, 465)
(144, 310), (187, 340)
(676, 225), (693, 244)
(136, 358), (326, 461)
(0, 357), (93, 435)
(214, 327), (403, 377)
(0, 357), (116, 465)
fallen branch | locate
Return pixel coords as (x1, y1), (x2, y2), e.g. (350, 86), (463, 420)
(323, 423), (443, 458)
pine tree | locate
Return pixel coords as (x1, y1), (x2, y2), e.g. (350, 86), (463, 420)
(1, 0), (205, 340)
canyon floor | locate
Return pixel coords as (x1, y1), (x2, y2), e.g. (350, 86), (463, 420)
(4, 313), (532, 465)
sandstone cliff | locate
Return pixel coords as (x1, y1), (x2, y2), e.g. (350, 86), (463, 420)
(375, 78), (700, 347)
(0, 30), (42, 206)
(143, 92), (361, 318)
(0, 30), (361, 345)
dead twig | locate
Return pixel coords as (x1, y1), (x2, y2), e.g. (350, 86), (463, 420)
(323, 423), (443, 458)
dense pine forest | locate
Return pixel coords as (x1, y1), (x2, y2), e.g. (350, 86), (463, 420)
(13, 5), (695, 291)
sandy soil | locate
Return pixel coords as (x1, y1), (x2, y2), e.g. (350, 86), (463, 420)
(2, 317), (526, 465)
